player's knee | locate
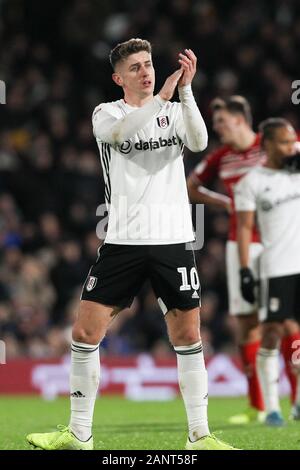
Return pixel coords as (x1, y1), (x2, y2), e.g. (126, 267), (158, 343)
(261, 327), (280, 350)
(72, 325), (102, 345)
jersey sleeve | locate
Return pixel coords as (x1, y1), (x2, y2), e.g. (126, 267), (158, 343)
(92, 97), (166, 146)
(92, 103), (118, 141)
(234, 172), (257, 211)
(191, 148), (222, 185)
(175, 85), (208, 152)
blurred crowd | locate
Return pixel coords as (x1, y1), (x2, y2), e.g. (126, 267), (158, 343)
(0, 0), (299, 359)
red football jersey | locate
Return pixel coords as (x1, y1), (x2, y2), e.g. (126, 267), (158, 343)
(193, 134), (266, 241)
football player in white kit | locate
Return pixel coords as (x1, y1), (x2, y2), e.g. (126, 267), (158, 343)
(235, 118), (300, 426)
(26, 39), (236, 450)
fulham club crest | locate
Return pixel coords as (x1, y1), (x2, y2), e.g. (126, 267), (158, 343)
(86, 276), (98, 292)
(157, 116), (169, 129)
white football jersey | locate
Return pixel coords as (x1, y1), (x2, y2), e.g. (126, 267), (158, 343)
(92, 97), (201, 245)
(235, 166), (300, 277)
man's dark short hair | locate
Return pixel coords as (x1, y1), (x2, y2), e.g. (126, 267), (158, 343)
(210, 95), (252, 127)
(259, 117), (292, 144)
(109, 38), (152, 70)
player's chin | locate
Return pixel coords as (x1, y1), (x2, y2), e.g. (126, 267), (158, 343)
(219, 135), (230, 144)
(141, 86), (154, 96)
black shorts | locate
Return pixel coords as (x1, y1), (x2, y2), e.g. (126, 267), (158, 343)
(260, 273), (300, 323)
(81, 243), (201, 313)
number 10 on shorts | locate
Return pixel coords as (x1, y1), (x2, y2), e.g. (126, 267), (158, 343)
(177, 267), (200, 291)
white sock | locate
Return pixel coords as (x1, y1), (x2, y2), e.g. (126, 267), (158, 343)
(69, 340), (100, 441)
(257, 348), (280, 413)
(174, 341), (210, 442)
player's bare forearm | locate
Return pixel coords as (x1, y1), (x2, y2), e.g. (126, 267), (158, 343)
(187, 177), (232, 212)
(237, 210), (255, 268)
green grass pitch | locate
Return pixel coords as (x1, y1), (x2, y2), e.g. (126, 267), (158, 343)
(0, 396), (299, 450)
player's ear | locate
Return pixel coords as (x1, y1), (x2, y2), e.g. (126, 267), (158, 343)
(262, 139), (271, 152)
(112, 72), (123, 87)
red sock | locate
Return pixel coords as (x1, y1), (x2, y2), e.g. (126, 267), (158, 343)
(240, 341), (264, 411)
(281, 333), (300, 404)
